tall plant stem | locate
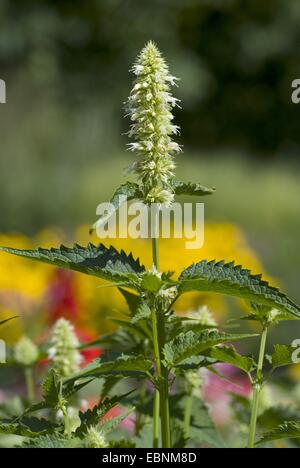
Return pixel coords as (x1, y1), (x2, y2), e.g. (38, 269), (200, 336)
(248, 326), (268, 449)
(62, 406), (71, 439)
(24, 367), (35, 403)
(135, 380), (147, 436)
(150, 208), (171, 448)
(151, 304), (161, 448)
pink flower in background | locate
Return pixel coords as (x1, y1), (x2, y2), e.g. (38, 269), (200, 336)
(203, 364), (251, 426)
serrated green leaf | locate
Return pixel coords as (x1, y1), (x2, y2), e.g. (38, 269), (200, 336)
(174, 356), (217, 375)
(118, 288), (141, 314)
(179, 260), (300, 318)
(258, 406), (300, 431)
(100, 408), (134, 434)
(76, 392), (132, 436)
(206, 345), (256, 374)
(22, 434), (81, 448)
(0, 417), (59, 438)
(256, 421), (300, 445)
(0, 243), (145, 287)
(141, 272), (163, 292)
(63, 379), (94, 401)
(42, 369), (61, 407)
(66, 355), (153, 382)
(163, 330), (256, 367)
(268, 344), (297, 369)
(167, 316), (217, 341)
(90, 182), (143, 233)
(131, 302), (151, 324)
(172, 180), (215, 197)
(111, 318), (150, 340)
(247, 302), (299, 323)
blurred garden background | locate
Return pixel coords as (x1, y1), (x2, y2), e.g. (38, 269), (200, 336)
(0, 0), (300, 422)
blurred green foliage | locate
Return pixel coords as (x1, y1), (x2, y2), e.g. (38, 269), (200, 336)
(1, 0), (300, 153)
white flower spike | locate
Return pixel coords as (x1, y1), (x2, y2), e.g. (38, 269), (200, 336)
(125, 41), (181, 206)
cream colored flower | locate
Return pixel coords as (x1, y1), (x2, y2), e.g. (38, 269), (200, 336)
(125, 41), (181, 205)
(48, 318), (82, 378)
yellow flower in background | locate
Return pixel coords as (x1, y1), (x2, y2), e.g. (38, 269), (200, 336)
(0, 233), (50, 299)
(0, 222), (270, 341)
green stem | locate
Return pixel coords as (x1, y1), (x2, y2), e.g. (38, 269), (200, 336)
(158, 312), (171, 448)
(152, 233), (160, 271)
(183, 388), (193, 440)
(136, 380), (147, 436)
(153, 389), (160, 448)
(24, 367), (35, 403)
(62, 406), (71, 439)
(248, 326), (268, 449)
(150, 208), (171, 448)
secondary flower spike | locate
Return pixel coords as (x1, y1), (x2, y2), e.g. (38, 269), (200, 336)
(125, 41), (181, 206)
(47, 318), (82, 378)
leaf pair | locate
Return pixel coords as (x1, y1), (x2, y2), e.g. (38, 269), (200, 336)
(1, 245), (299, 320)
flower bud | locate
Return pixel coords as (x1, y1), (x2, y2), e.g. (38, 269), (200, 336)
(14, 336), (39, 367)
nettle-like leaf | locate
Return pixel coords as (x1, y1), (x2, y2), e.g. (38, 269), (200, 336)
(205, 345), (256, 374)
(24, 369), (93, 415)
(118, 288), (141, 314)
(179, 260), (300, 318)
(173, 356), (217, 375)
(90, 182), (143, 233)
(76, 392), (132, 436)
(131, 302), (151, 324)
(0, 243), (145, 288)
(42, 369), (61, 408)
(66, 355), (153, 382)
(118, 288), (151, 324)
(141, 271), (164, 292)
(172, 180), (215, 197)
(167, 315), (217, 341)
(101, 409), (133, 434)
(242, 302), (298, 323)
(267, 344), (297, 370)
(163, 329), (256, 368)
(22, 434), (81, 448)
(258, 406), (300, 431)
(111, 318), (151, 341)
(256, 422), (300, 445)
(0, 417), (59, 438)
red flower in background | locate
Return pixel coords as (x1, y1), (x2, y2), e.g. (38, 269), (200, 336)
(46, 269), (80, 324)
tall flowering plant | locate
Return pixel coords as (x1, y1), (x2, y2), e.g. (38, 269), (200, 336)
(1, 43), (300, 449)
